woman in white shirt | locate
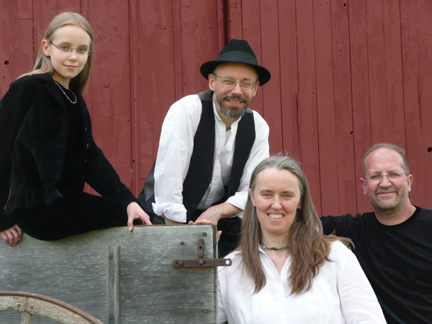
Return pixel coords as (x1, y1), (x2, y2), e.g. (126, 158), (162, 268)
(218, 155), (386, 324)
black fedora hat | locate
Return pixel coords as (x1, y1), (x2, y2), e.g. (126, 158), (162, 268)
(200, 39), (271, 86)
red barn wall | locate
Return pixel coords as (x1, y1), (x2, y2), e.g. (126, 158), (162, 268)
(1, 0), (432, 216)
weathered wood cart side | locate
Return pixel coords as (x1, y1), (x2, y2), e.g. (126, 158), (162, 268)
(0, 225), (224, 323)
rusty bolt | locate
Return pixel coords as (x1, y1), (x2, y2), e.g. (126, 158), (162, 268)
(178, 260), (184, 266)
(203, 309), (209, 313)
(202, 232), (207, 237)
(199, 260), (205, 265)
(180, 241), (185, 245)
(181, 308), (186, 313)
(109, 315), (114, 321)
(109, 254), (113, 260)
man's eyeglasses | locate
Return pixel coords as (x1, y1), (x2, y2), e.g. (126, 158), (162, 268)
(364, 172), (407, 184)
(51, 42), (91, 56)
(213, 74), (257, 93)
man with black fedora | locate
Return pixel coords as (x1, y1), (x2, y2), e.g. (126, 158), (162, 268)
(138, 39), (271, 257)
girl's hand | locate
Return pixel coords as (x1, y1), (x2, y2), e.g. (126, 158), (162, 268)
(126, 202), (152, 231)
(0, 224), (22, 246)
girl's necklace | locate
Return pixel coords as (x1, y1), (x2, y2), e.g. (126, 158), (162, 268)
(55, 81), (77, 104)
(260, 241), (288, 251)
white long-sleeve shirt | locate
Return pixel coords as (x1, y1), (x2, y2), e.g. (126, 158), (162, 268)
(152, 93), (270, 223)
(218, 241), (386, 324)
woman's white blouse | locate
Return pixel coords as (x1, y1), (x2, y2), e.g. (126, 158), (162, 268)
(218, 241), (386, 324)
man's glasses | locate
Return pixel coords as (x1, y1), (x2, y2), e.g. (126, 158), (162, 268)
(213, 74), (257, 93)
(51, 42), (91, 56)
(364, 172), (407, 184)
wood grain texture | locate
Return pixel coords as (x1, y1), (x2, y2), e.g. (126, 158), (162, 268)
(260, 0), (283, 152)
(313, 0), (340, 214)
(295, 0), (322, 210)
(1, 0), (432, 217)
(225, 0), (432, 214)
(278, 0), (300, 159)
(330, 0), (357, 214)
(0, 226), (219, 323)
(348, 0), (373, 213)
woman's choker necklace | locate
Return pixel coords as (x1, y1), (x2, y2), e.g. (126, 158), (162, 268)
(55, 81), (77, 104)
(260, 241), (288, 251)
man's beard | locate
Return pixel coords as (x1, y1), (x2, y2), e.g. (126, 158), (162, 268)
(367, 189), (408, 214)
(216, 94), (252, 119)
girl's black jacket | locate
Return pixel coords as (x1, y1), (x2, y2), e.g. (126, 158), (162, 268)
(0, 73), (136, 228)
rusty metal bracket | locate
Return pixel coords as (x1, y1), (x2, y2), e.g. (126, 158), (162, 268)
(173, 258), (232, 268)
(173, 237), (232, 268)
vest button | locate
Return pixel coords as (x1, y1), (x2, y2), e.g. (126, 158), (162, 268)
(191, 204), (197, 208)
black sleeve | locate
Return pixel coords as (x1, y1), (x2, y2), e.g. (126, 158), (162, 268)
(320, 213), (360, 237)
(0, 76), (40, 216)
(82, 134), (137, 211)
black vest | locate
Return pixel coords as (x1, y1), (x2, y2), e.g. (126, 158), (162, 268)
(139, 90), (256, 222)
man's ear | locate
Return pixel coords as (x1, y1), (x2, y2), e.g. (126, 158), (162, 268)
(407, 174), (413, 192)
(360, 178), (366, 195)
(209, 74), (216, 91)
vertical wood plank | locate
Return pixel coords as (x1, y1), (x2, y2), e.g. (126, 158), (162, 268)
(416, 0), (432, 208)
(260, 0), (283, 153)
(128, 0), (140, 194)
(382, 0), (405, 144)
(400, 0), (423, 206)
(278, 0), (300, 159)
(348, 0), (373, 213)
(330, 0), (357, 214)
(216, 0), (226, 48)
(313, 0), (340, 215)
(106, 246), (120, 324)
(365, 0), (388, 142)
(402, 0), (432, 208)
(241, 0), (264, 116)
(295, 0), (322, 212)
(227, 0), (243, 39)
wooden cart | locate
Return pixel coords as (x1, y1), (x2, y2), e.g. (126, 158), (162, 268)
(0, 225), (228, 323)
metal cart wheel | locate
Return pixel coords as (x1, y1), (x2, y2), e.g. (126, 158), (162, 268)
(0, 291), (103, 324)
